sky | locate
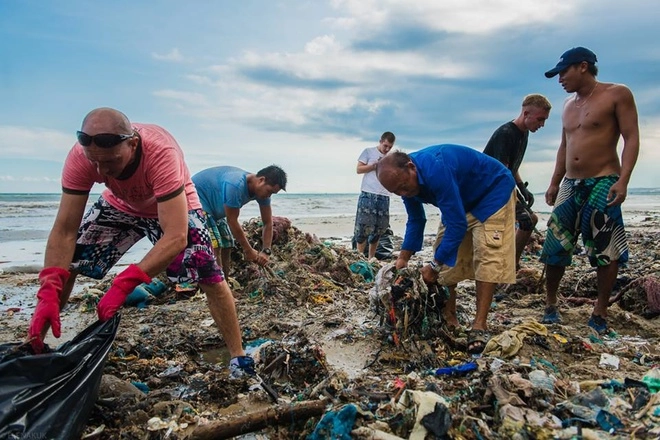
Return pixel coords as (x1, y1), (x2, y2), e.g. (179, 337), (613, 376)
(1, 0), (659, 194)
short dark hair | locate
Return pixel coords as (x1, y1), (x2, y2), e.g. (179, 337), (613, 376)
(257, 165), (287, 191)
(585, 62), (599, 77)
(381, 131), (396, 144)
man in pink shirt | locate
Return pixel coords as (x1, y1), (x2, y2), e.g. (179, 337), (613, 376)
(27, 107), (254, 377)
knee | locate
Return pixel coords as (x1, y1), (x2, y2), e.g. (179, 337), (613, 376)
(200, 281), (233, 300)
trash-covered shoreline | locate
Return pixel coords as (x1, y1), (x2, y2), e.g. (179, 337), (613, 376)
(1, 215), (659, 439)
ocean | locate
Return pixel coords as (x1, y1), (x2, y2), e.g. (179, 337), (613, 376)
(1, 190), (660, 270)
(0, 193), (407, 243)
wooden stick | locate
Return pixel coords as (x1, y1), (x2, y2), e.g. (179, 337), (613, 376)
(191, 399), (327, 440)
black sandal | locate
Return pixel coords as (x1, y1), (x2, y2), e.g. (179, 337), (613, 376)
(467, 329), (488, 355)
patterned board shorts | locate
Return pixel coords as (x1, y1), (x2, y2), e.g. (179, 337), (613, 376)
(540, 175), (628, 268)
(71, 196), (224, 284)
(204, 214), (235, 249)
(434, 192), (516, 285)
(354, 191), (390, 244)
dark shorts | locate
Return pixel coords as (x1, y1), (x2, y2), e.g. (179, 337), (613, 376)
(354, 191), (390, 244)
(71, 196), (224, 284)
(540, 175), (628, 268)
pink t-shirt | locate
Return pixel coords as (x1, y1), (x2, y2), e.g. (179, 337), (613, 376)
(61, 123), (201, 218)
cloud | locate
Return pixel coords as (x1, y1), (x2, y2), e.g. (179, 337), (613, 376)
(328, 0), (574, 34)
(152, 90), (210, 107)
(0, 126), (73, 160)
(151, 48), (185, 62)
(3, 0), (658, 195)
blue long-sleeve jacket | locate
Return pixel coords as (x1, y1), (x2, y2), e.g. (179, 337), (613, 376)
(401, 144), (515, 266)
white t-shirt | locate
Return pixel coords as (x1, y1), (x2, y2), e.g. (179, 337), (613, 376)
(358, 146), (390, 196)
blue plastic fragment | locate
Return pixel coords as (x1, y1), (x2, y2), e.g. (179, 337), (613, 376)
(435, 361), (478, 376)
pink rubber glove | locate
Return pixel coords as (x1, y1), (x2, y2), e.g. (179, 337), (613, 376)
(97, 264), (151, 321)
(28, 267), (70, 353)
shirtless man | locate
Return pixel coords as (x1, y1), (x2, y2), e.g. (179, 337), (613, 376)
(540, 47), (640, 334)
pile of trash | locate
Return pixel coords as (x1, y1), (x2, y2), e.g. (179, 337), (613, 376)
(47, 220), (660, 438)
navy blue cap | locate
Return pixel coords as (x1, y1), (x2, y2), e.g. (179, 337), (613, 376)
(545, 47), (598, 78)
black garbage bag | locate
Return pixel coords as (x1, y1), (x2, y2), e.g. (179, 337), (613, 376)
(351, 227), (395, 260)
(0, 314), (121, 440)
(375, 228), (395, 260)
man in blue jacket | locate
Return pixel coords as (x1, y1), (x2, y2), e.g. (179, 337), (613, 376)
(377, 144), (516, 354)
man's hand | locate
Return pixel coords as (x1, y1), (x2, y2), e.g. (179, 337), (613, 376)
(246, 248), (268, 266)
(545, 184), (560, 206)
(394, 257), (408, 270)
(28, 267), (70, 353)
(421, 264), (439, 285)
(97, 264), (151, 321)
(607, 179), (628, 206)
(517, 181), (534, 208)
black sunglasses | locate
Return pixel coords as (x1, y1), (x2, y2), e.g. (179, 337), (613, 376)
(76, 131), (134, 148)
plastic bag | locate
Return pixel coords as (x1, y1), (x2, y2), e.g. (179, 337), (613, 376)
(351, 227), (395, 260)
(0, 314), (121, 439)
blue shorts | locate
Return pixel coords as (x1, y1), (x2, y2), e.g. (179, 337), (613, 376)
(540, 175), (628, 267)
(354, 191), (390, 244)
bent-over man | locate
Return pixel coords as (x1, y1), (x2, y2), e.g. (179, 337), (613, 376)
(377, 145), (516, 354)
(28, 108), (255, 377)
(192, 165), (287, 275)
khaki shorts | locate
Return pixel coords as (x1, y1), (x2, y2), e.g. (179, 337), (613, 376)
(433, 191), (516, 285)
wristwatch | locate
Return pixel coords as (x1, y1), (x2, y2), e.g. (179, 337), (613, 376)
(428, 260), (441, 273)
(262, 248), (272, 256)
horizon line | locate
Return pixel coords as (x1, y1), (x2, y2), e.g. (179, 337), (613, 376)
(2, 187), (660, 196)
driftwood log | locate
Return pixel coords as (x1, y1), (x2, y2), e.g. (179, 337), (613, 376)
(191, 399), (327, 440)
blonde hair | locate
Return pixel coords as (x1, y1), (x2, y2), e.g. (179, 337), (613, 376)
(522, 94), (552, 111)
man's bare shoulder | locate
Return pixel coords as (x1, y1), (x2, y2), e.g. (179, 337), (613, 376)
(602, 82), (635, 98)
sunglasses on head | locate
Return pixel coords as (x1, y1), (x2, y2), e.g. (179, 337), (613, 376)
(76, 131), (134, 148)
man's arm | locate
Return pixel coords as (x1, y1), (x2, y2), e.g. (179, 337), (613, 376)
(225, 205), (263, 263)
(29, 192), (88, 350)
(356, 160), (377, 174)
(44, 192), (89, 268)
(608, 85), (640, 206)
(258, 204), (274, 251)
(138, 190), (189, 276)
(545, 128), (567, 206)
